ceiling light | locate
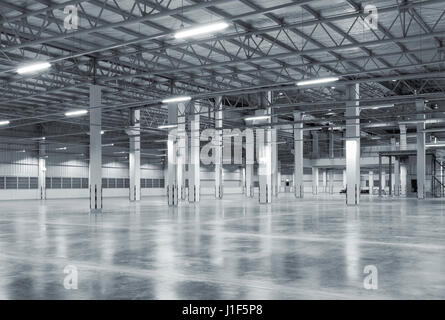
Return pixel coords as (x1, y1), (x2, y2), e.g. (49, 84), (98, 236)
(162, 96), (191, 104)
(244, 115), (270, 121)
(361, 104), (394, 110)
(0, 120), (10, 126)
(56, 147), (67, 150)
(296, 77), (339, 86)
(426, 142), (445, 148)
(101, 130), (105, 135)
(65, 109), (88, 117)
(17, 62), (51, 74)
(102, 143), (114, 147)
(158, 124), (178, 129)
(174, 22), (229, 39)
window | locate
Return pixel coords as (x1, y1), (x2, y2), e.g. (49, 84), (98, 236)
(146, 179), (153, 188)
(46, 177), (52, 189)
(62, 178), (71, 189)
(124, 178), (129, 188)
(160, 179), (165, 188)
(102, 178), (108, 188)
(140, 178), (146, 188)
(152, 179), (160, 188)
(116, 178), (124, 188)
(108, 178), (116, 188)
(6, 177), (18, 189)
(30, 177), (38, 189)
(72, 178), (81, 189)
(82, 178), (89, 189)
(52, 177), (62, 189)
(0, 177), (5, 189)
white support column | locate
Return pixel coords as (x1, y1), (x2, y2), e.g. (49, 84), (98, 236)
(369, 171), (374, 195)
(258, 92), (273, 204)
(345, 83), (360, 205)
(271, 127), (279, 196)
(277, 161), (281, 194)
(167, 103), (178, 206)
(215, 97), (223, 199)
(399, 124), (407, 195)
(389, 137), (398, 196)
(342, 169), (347, 189)
(89, 85), (102, 213)
(129, 109), (141, 202)
(189, 103), (200, 203)
(322, 169), (327, 193)
(416, 100), (426, 199)
(293, 111), (304, 198)
(312, 167), (319, 195)
(38, 142), (46, 200)
(245, 128), (254, 197)
(258, 127), (272, 203)
(381, 170), (386, 192)
(328, 170), (334, 194)
(177, 102), (187, 201)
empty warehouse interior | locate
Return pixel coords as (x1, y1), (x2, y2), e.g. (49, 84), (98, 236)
(0, 0), (445, 301)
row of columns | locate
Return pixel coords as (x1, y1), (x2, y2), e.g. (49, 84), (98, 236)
(80, 85), (430, 211)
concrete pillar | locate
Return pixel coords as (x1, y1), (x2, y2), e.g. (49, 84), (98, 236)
(400, 164), (407, 196)
(381, 170), (386, 192)
(258, 127), (272, 203)
(312, 167), (319, 195)
(345, 83), (360, 205)
(38, 142), (46, 200)
(369, 171), (374, 195)
(129, 109), (141, 202)
(245, 128), (254, 197)
(416, 99), (426, 199)
(328, 170), (334, 194)
(440, 161), (445, 189)
(89, 85), (102, 213)
(177, 102), (187, 201)
(277, 161), (281, 194)
(189, 103), (200, 202)
(167, 103), (178, 206)
(293, 111), (304, 198)
(215, 96), (223, 199)
(399, 124), (407, 195)
(322, 169), (327, 193)
(343, 169), (347, 189)
(271, 128), (278, 197)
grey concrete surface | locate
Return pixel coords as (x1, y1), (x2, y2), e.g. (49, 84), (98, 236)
(0, 194), (444, 299)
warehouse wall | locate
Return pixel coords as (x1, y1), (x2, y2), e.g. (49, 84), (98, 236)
(0, 147), (166, 200)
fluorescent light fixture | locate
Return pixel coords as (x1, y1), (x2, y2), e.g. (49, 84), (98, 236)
(101, 130), (105, 135)
(56, 147), (67, 150)
(244, 115), (270, 121)
(296, 77), (339, 86)
(174, 22), (229, 39)
(0, 120), (10, 126)
(158, 124), (178, 129)
(426, 142), (445, 148)
(102, 143), (114, 147)
(65, 109), (88, 117)
(162, 96), (192, 104)
(302, 126), (323, 131)
(17, 62), (51, 74)
(362, 104), (394, 110)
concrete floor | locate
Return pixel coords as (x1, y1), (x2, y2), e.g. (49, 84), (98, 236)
(0, 193), (444, 300)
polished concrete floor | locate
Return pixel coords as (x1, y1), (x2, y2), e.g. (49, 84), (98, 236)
(0, 193), (444, 299)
